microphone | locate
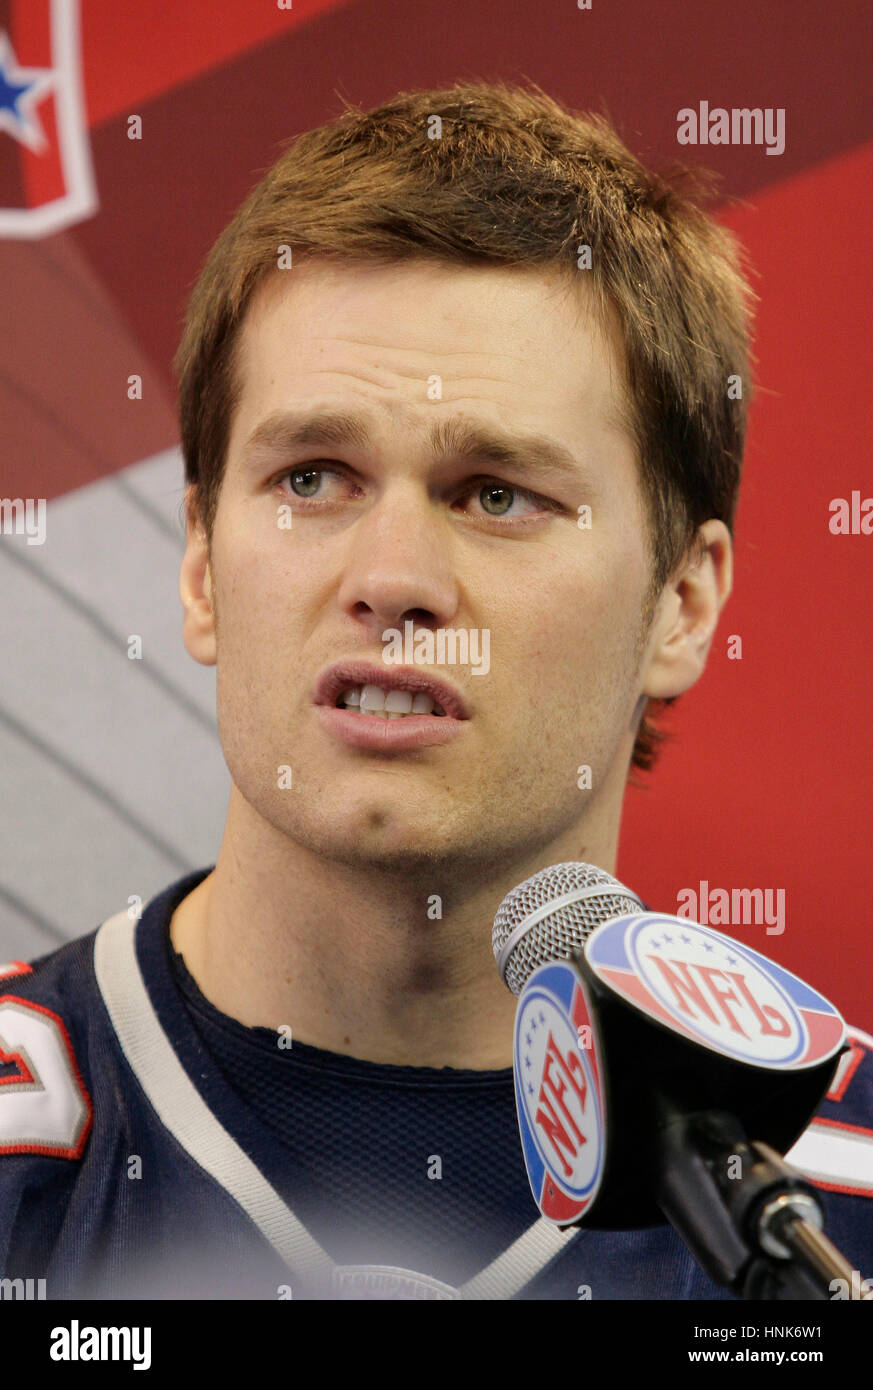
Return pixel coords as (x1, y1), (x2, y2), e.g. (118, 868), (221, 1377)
(492, 862), (867, 1299)
(493, 861), (644, 996)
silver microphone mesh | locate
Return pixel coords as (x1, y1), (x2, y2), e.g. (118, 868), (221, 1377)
(492, 862), (643, 995)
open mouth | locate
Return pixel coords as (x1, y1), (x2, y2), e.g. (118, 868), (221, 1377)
(315, 661), (469, 728)
(336, 684), (447, 719)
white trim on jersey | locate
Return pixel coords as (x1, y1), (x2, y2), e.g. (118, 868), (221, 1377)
(786, 1123), (873, 1194)
(93, 911), (577, 1299)
(94, 911), (334, 1291)
(784, 1028), (873, 1194)
(460, 1215), (578, 1299)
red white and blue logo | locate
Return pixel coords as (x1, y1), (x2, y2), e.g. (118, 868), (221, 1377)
(0, 0), (96, 238)
(514, 960), (606, 1225)
(585, 914), (845, 1069)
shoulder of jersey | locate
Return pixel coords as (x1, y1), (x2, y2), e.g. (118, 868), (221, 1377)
(785, 1025), (873, 1200)
(0, 933), (100, 1161)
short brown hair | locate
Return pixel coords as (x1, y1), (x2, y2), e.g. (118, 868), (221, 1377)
(174, 79), (755, 772)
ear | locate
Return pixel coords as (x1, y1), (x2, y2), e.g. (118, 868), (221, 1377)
(179, 487), (217, 667)
(641, 519), (733, 699)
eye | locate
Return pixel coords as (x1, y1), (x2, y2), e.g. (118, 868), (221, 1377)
(288, 467), (325, 498)
(479, 484), (518, 516)
(463, 480), (551, 521)
(273, 465), (354, 502)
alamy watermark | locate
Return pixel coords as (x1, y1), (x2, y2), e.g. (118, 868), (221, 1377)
(382, 619), (490, 676)
(50, 1321), (151, 1370)
(0, 497), (46, 545)
(0, 1276), (46, 1299)
(829, 492), (873, 534)
(677, 102), (785, 156)
(677, 880), (786, 936)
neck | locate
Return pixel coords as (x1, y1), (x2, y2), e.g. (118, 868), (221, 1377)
(170, 791), (622, 1068)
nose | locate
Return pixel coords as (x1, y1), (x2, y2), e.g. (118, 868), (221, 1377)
(335, 480), (460, 640)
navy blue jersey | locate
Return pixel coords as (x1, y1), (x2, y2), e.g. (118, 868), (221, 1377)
(1, 869), (872, 1300)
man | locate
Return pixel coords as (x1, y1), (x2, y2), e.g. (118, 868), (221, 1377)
(1, 81), (870, 1300)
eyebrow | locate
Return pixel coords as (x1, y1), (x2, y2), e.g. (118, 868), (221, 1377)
(240, 409), (591, 487)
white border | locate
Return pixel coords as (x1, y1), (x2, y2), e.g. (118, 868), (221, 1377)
(0, 0), (97, 238)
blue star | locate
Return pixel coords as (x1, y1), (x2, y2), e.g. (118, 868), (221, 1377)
(0, 33), (54, 152)
(703, 941), (714, 953)
(525, 1033), (532, 1047)
(538, 1011), (546, 1026)
(524, 1055), (532, 1070)
(530, 1018), (538, 1031)
(662, 932), (673, 944)
(681, 933), (692, 945)
(528, 1082), (535, 1095)
(0, 63), (31, 114)
(726, 955), (737, 966)
(650, 938), (663, 949)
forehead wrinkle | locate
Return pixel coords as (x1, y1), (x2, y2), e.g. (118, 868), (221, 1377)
(427, 415), (584, 483)
(241, 404), (590, 486)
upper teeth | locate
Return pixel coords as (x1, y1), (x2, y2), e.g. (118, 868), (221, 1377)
(338, 684), (446, 717)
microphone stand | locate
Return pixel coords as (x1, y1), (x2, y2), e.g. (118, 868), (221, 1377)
(656, 1106), (870, 1300)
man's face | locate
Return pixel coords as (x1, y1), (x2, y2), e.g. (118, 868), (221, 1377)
(196, 257), (659, 873)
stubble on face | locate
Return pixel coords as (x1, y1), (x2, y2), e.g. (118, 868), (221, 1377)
(201, 259), (660, 882)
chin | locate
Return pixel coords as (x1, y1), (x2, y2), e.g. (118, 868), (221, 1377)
(275, 799), (454, 873)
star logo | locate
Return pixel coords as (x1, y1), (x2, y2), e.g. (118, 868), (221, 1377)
(0, 2), (98, 238)
(0, 31), (54, 153)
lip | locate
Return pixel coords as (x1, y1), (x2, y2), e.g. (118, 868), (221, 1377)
(314, 661), (472, 721)
(315, 704), (466, 750)
(314, 660), (471, 751)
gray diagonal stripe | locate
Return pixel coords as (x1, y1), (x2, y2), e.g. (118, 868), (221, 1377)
(0, 702), (193, 873)
(110, 472), (185, 547)
(0, 544), (218, 739)
(0, 882), (67, 944)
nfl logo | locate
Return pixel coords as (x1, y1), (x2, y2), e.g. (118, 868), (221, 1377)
(0, 0), (96, 237)
(586, 913), (846, 1071)
(514, 960), (607, 1225)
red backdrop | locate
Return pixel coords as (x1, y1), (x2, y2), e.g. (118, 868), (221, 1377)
(2, 0), (870, 1024)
